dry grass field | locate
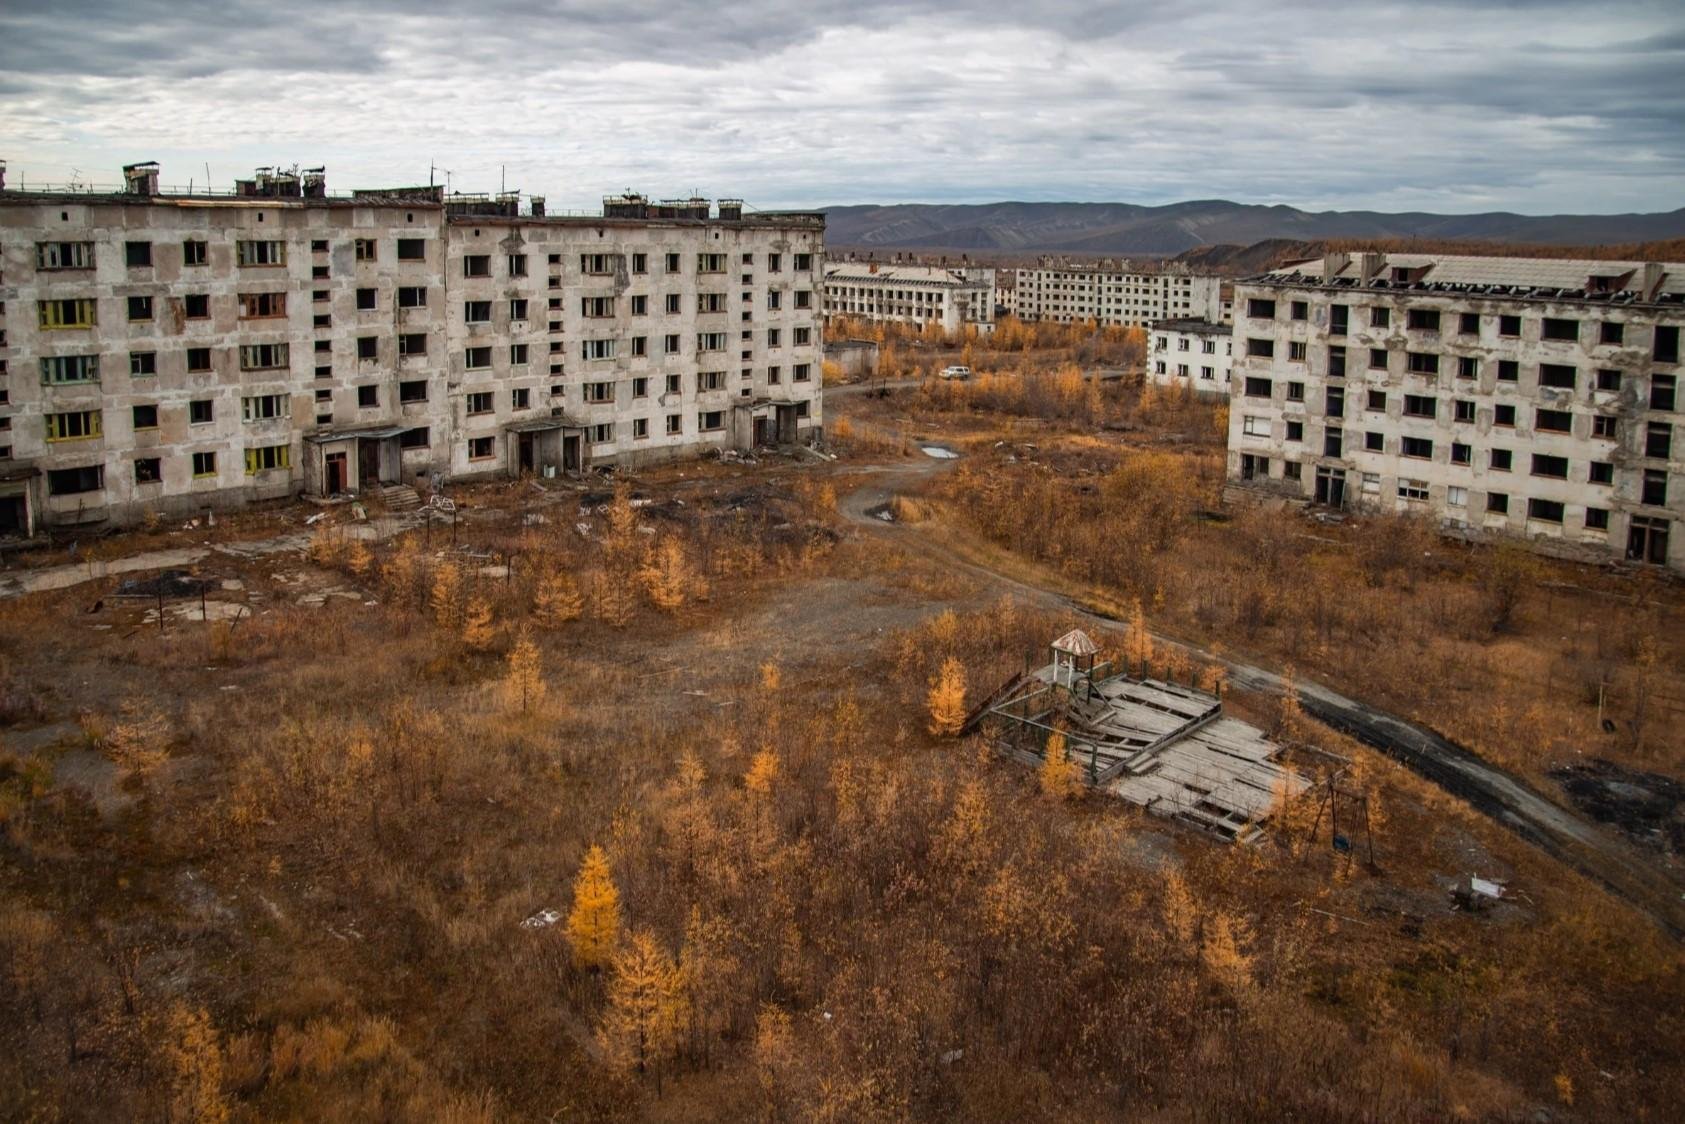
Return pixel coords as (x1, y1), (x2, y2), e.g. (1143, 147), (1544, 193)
(2, 330), (1683, 1121)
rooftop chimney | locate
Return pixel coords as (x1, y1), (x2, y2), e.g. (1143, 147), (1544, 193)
(1642, 262), (1664, 301)
(1322, 251), (1351, 280)
(1355, 251), (1384, 281)
(123, 161), (160, 196)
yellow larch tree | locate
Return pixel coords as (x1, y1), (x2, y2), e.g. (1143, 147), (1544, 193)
(926, 657), (967, 737)
(532, 568), (583, 628)
(430, 559), (462, 628)
(758, 661), (782, 693)
(1038, 728), (1081, 801)
(593, 567), (637, 628)
(103, 698), (171, 781)
(565, 844), (621, 971)
(502, 627), (545, 713)
(597, 929), (686, 1080)
(345, 537), (373, 577)
(161, 1002), (229, 1124)
(639, 537), (696, 613)
(461, 595), (495, 651)
(744, 746), (779, 796)
(1123, 599), (1155, 672)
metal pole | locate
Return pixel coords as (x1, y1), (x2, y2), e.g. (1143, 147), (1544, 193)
(157, 585), (165, 634)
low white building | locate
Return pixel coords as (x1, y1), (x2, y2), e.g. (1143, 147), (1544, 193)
(1226, 251), (1684, 571)
(822, 262), (995, 335)
(1150, 319), (1233, 395)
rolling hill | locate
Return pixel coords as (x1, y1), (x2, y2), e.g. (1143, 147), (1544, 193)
(821, 200), (1685, 255)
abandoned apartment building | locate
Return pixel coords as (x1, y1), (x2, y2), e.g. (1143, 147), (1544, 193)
(1225, 252), (1685, 571)
(0, 162), (825, 535)
(1150, 318), (1233, 395)
(1013, 259), (1232, 329)
(967, 630), (1308, 843)
(821, 261), (996, 335)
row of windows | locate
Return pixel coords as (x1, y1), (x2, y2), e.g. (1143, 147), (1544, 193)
(33, 239), (288, 271)
(39, 398), (293, 441)
(1243, 372), (1678, 413)
(43, 446), (292, 495)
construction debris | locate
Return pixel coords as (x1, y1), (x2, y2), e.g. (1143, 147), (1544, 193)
(970, 631), (1309, 843)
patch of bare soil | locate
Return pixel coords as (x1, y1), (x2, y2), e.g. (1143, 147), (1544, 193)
(1552, 759), (1685, 855)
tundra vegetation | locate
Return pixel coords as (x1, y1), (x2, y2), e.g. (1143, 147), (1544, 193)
(0, 322), (1680, 1122)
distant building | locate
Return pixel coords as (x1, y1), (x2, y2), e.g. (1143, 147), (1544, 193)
(0, 164), (825, 534)
(1013, 259), (1226, 327)
(822, 262), (995, 335)
(1150, 319), (1233, 394)
(1226, 251), (1684, 570)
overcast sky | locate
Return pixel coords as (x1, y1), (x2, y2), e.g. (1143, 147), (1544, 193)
(1, 1), (1681, 214)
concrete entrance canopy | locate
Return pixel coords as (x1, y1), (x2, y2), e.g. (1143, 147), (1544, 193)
(733, 398), (800, 450)
(505, 417), (588, 478)
(0, 465), (42, 538)
(303, 425), (414, 497)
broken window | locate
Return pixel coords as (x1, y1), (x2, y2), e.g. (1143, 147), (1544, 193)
(1364, 431), (1384, 451)
(1291, 300), (1308, 321)
(697, 253), (726, 273)
(666, 414), (682, 435)
(245, 445), (290, 474)
(1329, 304), (1348, 336)
(1451, 442), (1471, 465)
(1406, 352), (1439, 375)
(466, 346), (493, 369)
(582, 296), (614, 318)
(36, 241), (95, 270)
(187, 347), (212, 372)
(1498, 360), (1518, 382)
(1328, 346), (1347, 378)
(400, 380), (428, 403)
(581, 339), (616, 361)
(400, 427), (429, 448)
(1499, 315), (1521, 337)
(134, 458), (162, 484)
(182, 240), (208, 266)
(1486, 492), (1508, 514)
(464, 255), (491, 278)
(1589, 460), (1613, 484)
(130, 352), (156, 377)
(468, 436), (495, 460)
(1531, 454), (1568, 479)
(192, 451), (217, 477)
(354, 239), (378, 262)
(47, 464), (104, 495)
(356, 288), (378, 311)
(1401, 436), (1432, 459)
(1541, 318), (1578, 342)
(1647, 422), (1672, 459)
(697, 411), (724, 432)
(1407, 308), (1440, 331)
(40, 355), (100, 385)
(1600, 321), (1624, 345)
(1495, 404), (1516, 427)
(1535, 408), (1573, 434)
(1403, 394), (1436, 418)
(1586, 507), (1609, 530)
(1323, 427), (1343, 457)
(1246, 337), (1274, 359)
(1459, 312), (1479, 335)
(1539, 364), (1576, 390)
(397, 238), (426, 261)
(508, 254), (527, 277)
(466, 392), (493, 415)
(1596, 368), (1621, 391)
(1289, 341), (1307, 361)
(238, 343), (289, 371)
(240, 292), (287, 319)
(357, 337), (378, 360)
(1369, 348), (1387, 370)
(238, 240), (286, 267)
(39, 298), (98, 329)
(358, 385), (379, 408)
(1642, 469), (1668, 507)
(125, 241), (152, 267)
(1243, 376), (1272, 398)
(590, 423), (614, 444)
(465, 300), (493, 323)
(1491, 449), (1512, 472)
(399, 333), (427, 356)
(1370, 307), (1390, 329)
(1653, 375), (1678, 411)
(1398, 479), (1429, 501)
(511, 343), (529, 365)
(1527, 498), (1564, 523)
(1247, 298), (1276, 319)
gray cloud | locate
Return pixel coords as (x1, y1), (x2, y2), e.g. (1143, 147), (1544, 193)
(0, 0), (1681, 214)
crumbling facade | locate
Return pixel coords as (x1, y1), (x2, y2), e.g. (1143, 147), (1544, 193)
(0, 167), (825, 534)
(1012, 260), (1228, 328)
(1150, 318), (1233, 395)
(1226, 252), (1684, 570)
(822, 262), (995, 335)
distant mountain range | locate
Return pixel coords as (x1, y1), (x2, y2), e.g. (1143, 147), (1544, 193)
(820, 200), (1685, 256)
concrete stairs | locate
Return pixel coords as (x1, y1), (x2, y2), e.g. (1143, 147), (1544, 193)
(374, 483), (422, 511)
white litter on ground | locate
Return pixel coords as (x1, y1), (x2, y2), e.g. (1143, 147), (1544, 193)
(921, 446), (959, 459)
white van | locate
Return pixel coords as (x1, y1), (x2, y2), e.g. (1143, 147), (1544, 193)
(939, 365), (972, 380)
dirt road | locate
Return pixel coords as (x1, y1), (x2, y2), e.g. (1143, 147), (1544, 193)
(838, 453), (1685, 939)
